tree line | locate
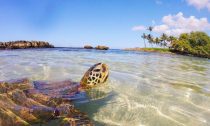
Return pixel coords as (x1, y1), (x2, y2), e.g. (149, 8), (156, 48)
(141, 26), (176, 48)
(140, 26), (210, 58)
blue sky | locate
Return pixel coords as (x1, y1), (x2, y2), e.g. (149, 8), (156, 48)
(0, 0), (210, 49)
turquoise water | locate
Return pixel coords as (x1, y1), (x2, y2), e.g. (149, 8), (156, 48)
(0, 48), (210, 126)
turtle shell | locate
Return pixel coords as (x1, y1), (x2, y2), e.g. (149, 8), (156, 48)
(80, 63), (109, 89)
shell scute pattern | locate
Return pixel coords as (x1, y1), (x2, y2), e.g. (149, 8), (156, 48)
(80, 63), (109, 89)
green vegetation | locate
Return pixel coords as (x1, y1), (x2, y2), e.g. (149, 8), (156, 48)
(124, 47), (170, 53)
(140, 26), (210, 58)
(170, 32), (210, 58)
(139, 48), (170, 53)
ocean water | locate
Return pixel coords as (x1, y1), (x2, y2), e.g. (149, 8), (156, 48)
(0, 48), (210, 126)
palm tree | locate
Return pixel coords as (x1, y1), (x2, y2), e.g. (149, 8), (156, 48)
(147, 34), (154, 47)
(167, 36), (177, 46)
(160, 33), (168, 48)
(154, 37), (160, 46)
(141, 33), (147, 48)
(147, 26), (153, 32)
(147, 26), (154, 47)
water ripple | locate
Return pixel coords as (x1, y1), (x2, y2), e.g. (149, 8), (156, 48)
(1, 48), (210, 126)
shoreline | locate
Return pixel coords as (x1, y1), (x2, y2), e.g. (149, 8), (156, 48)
(124, 47), (173, 54)
(124, 47), (210, 59)
(1, 46), (209, 59)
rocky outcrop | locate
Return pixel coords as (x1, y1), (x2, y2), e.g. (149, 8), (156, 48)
(95, 45), (109, 50)
(84, 45), (93, 49)
(0, 41), (54, 49)
(0, 78), (93, 126)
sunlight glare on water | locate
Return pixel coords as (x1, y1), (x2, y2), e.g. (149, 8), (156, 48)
(0, 48), (210, 126)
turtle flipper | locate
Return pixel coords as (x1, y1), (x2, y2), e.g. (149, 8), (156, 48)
(33, 80), (80, 98)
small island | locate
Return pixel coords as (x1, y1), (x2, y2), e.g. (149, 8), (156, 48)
(0, 40), (54, 49)
(126, 26), (210, 59)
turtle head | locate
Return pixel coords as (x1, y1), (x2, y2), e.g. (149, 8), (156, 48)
(80, 63), (109, 89)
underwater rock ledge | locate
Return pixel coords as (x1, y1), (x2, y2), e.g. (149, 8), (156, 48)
(0, 78), (93, 126)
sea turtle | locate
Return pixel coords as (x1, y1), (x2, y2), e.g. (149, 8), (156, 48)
(80, 63), (109, 89)
(0, 63), (109, 126)
(32, 62), (109, 100)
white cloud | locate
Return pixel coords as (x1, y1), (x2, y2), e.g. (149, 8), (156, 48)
(186, 0), (210, 11)
(131, 25), (146, 31)
(132, 12), (210, 36)
(153, 25), (169, 33)
(153, 12), (210, 36)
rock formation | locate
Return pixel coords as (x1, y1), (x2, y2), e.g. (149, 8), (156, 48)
(95, 45), (109, 50)
(84, 45), (93, 49)
(0, 40), (54, 49)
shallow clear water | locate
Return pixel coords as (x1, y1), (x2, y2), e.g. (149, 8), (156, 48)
(0, 48), (210, 126)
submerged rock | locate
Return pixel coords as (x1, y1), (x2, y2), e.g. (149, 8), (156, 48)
(0, 79), (93, 126)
